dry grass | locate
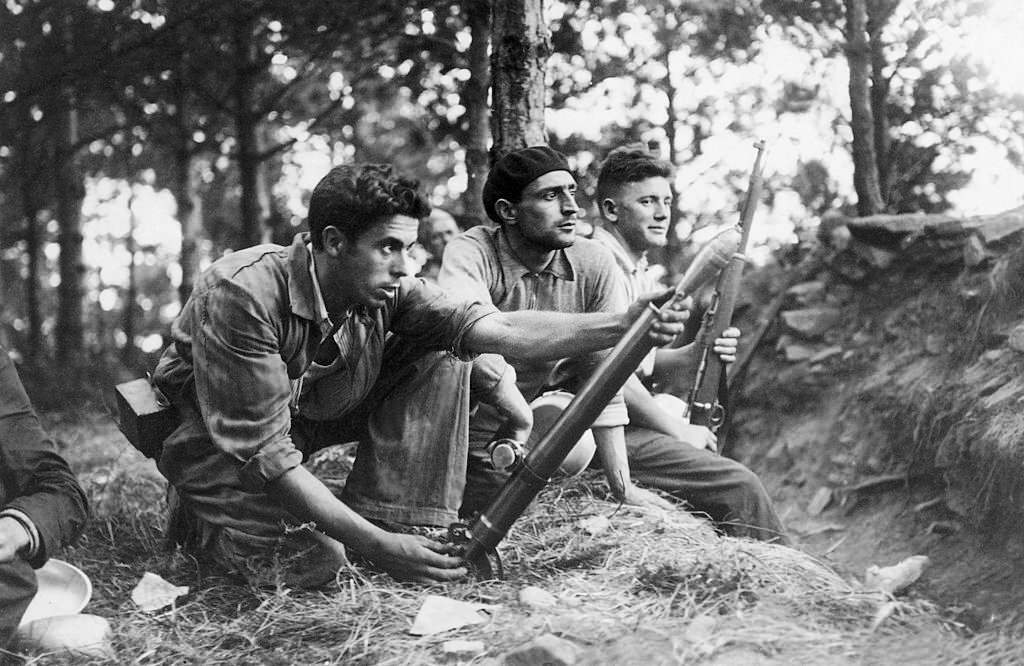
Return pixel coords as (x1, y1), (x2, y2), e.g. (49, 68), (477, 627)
(6, 411), (1021, 665)
(6, 450), (995, 666)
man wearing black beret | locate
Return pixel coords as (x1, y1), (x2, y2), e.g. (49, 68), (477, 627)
(441, 145), (675, 513)
(438, 145), (786, 541)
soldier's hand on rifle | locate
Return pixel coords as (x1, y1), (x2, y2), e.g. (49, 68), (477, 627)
(677, 423), (719, 453)
(366, 532), (468, 583)
(713, 327), (741, 364)
(626, 288), (690, 346)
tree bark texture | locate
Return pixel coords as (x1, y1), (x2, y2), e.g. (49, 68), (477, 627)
(660, 42), (685, 276)
(123, 191), (138, 361)
(460, 0), (491, 227)
(173, 101), (205, 306)
(843, 0), (885, 216)
(867, 0), (894, 201)
(54, 93), (85, 364)
(20, 178), (43, 359)
(490, 0), (549, 158)
(233, 16), (263, 248)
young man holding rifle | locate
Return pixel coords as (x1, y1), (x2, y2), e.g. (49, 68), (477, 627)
(591, 144), (786, 542)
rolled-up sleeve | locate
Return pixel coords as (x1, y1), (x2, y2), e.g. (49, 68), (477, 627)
(190, 281), (303, 491)
(389, 278), (498, 361)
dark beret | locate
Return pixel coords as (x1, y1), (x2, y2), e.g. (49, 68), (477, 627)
(482, 146), (572, 224)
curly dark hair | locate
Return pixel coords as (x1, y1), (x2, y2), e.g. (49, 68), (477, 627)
(307, 164), (431, 249)
(595, 144), (674, 204)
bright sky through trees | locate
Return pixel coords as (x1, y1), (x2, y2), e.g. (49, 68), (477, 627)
(78, 0), (1024, 306)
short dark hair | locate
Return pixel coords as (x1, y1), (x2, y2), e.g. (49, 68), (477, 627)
(307, 164), (431, 249)
(596, 145), (674, 204)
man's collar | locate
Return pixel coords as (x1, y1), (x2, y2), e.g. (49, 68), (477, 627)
(495, 227), (576, 284)
(592, 225), (648, 275)
(287, 233), (334, 337)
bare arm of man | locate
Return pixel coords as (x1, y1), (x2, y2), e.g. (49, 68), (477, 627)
(464, 290), (688, 361)
(623, 374), (718, 452)
(591, 425), (673, 510)
(267, 467), (467, 583)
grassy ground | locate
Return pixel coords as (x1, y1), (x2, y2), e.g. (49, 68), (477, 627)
(5, 410), (1018, 665)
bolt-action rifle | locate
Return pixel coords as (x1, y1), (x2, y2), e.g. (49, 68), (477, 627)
(685, 141), (767, 434)
(455, 225), (743, 578)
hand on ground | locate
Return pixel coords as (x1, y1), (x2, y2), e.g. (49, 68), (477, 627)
(368, 532), (468, 584)
(618, 484), (674, 512)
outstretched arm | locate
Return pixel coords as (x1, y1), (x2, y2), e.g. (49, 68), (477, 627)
(464, 290), (689, 361)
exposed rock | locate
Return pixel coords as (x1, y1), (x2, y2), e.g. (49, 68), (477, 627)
(850, 240), (899, 269)
(924, 334), (945, 355)
(809, 345), (844, 364)
(963, 234), (990, 268)
(786, 280), (826, 306)
(503, 634), (580, 666)
(864, 555), (930, 595)
(782, 343), (818, 362)
(442, 640), (486, 656)
(807, 487), (833, 516)
(1008, 324), (1024, 354)
(850, 330), (873, 347)
(826, 283), (855, 305)
(781, 307), (843, 339)
(831, 205), (1024, 268)
(519, 585), (558, 609)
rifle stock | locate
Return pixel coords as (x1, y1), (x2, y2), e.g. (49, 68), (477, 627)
(460, 227), (741, 574)
(687, 140), (767, 432)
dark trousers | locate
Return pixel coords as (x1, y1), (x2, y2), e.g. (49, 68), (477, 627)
(463, 425), (787, 544)
(624, 425), (787, 542)
(0, 558), (37, 648)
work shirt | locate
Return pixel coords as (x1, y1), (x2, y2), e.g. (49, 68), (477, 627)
(153, 232), (497, 494)
(438, 225), (630, 433)
(0, 347), (87, 568)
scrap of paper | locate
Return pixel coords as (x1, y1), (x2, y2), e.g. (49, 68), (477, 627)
(131, 572), (190, 612)
(409, 595), (492, 636)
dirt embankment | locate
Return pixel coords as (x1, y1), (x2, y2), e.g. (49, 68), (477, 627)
(730, 215), (1024, 624)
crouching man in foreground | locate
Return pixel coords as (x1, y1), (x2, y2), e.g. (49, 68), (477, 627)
(152, 163), (687, 586)
(0, 346), (88, 647)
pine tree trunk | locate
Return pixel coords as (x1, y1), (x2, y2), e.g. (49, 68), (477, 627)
(490, 0), (549, 157)
(233, 17), (262, 248)
(54, 99), (85, 364)
(122, 189), (138, 363)
(868, 6), (891, 202)
(843, 0), (885, 216)
(460, 0), (491, 226)
(175, 142), (204, 306)
(660, 43), (684, 275)
(20, 178), (43, 360)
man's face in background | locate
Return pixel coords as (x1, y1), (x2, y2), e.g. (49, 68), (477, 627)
(604, 176), (673, 254)
(426, 209), (459, 258)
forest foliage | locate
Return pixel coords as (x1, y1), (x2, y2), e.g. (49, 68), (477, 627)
(0, 0), (1021, 378)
